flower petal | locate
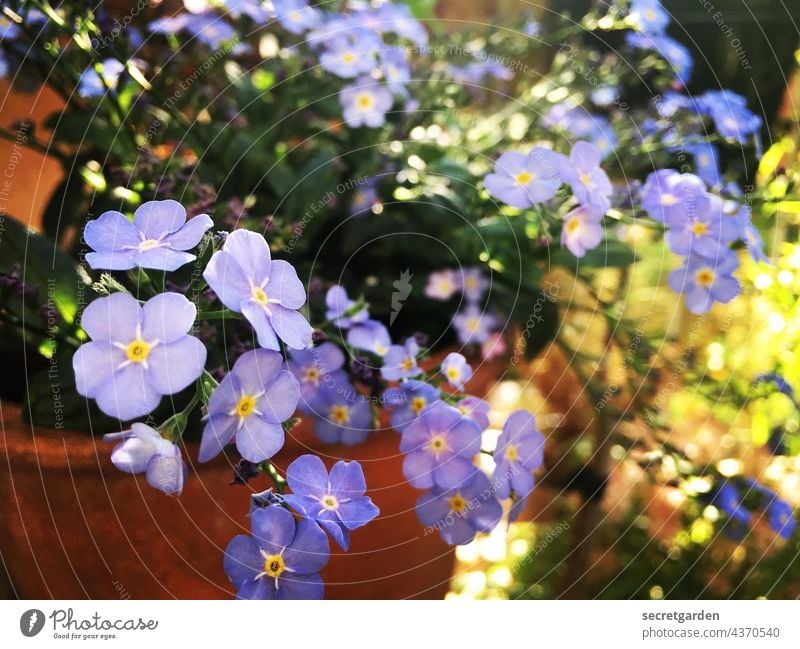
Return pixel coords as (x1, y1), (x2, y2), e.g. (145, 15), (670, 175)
(94, 363), (161, 421)
(198, 413), (237, 462)
(276, 572), (323, 600)
(259, 370), (300, 423)
(135, 248), (196, 272)
(80, 292), (141, 343)
(266, 260), (306, 309)
(241, 301), (280, 350)
(84, 210), (141, 251)
(85, 250), (139, 271)
(231, 348), (283, 395)
(285, 454), (328, 497)
(235, 416), (285, 462)
(329, 460), (367, 497)
(146, 336), (206, 395)
(270, 305), (313, 350)
(337, 498), (380, 531)
(166, 213), (213, 250)
(251, 505), (295, 552)
(110, 437), (157, 474)
(223, 229), (271, 284)
(203, 250), (251, 311)
(224, 535), (263, 588)
(141, 292), (197, 343)
(73, 341), (122, 398)
(282, 518), (329, 574)
(133, 199), (187, 238)
(145, 454), (186, 495)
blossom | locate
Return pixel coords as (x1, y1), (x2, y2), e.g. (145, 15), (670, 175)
(84, 200), (213, 271)
(481, 331), (507, 360)
(311, 384), (373, 445)
(698, 90), (761, 143)
(713, 482), (750, 539)
(668, 250), (740, 314)
(380, 47), (411, 95)
(448, 62), (513, 83)
(767, 499), (796, 540)
(557, 141), (612, 213)
(203, 229), (312, 350)
(383, 380), (441, 431)
(452, 305), (497, 345)
(441, 352), (472, 390)
(73, 292), (206, 421)
(640, 170), (708, 224)
(150, 12), (238, 48)
(664, 195), (739, 258)
(483, 147), (564, 209)
(415, 472), (503, 545)
(347, 319), (391, 356)
(320, 31), (379, 78)
(77, 58), (125, 98)
(400, 401), (481, 489)
(425, 269), (461, 300)
(456, 396), (490, 430)
(325, 285), (368, 328)
(461, 267), (488, 303)
(223, 505), (329, 599)
(626, 32), (693, 85)
(271, 0), (321, 34)
(561, 204), (604, 258)
(283, 455), (380, 550)
(339, 78), (394, 128)
(628, 0), (669, 34)
(199, 349), (300, 462)
(381, 337), (422, 381)
(687, 142), (721, 188)
(287, 343), (347, 413)
(493, 410), (545, 500)
(104, 423), (187, 495)
(349, 178), (381, 216)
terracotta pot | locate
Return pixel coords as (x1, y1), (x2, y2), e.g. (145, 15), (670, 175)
(0, 356), (505, 599)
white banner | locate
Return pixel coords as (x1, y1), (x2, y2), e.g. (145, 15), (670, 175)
(1, 600), (799, 647)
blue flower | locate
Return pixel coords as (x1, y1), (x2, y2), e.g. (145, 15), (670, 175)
(448, 62), (513, 83)
(73, 292), (207, 421)
(415, 472), (503, 545)
(462, 267), (489, 303)
(561, 204), (605, 258)
(150, 12), (238, 48)
(441, 352), (472, 390)
(347, 319), (391, 356)
(713, 482), (750, 539)
(271, 0), (321, 34)
(456, 396), (490, 431)
(85, 200), (212, 271)
(698, 90), (761, 144)
(767, 500), (796, 540)
(349, 177), (381, 216)
(204, 229), (312, 350)
(523, 20), (540, 37)
(104, 423), (187, 495)
(380, 47), (411, 95)
(220, 0), (271, 21)
(656, 91), (695, 117)
(452, 305), (497, 345)
(483, 147), (564, 209)
(384, 380), (441, 432)
(400, 401), (481, 489)
(493, 410), (545, 500)
(381, 337), (422, 381)
(640, 169), (707, 224)
(664, 195), (739, 258)
(199, 349), (300, 462)
(287, 342), (347, 413)
(626, 32), (693, 85)
(282, 454), (380, 550)
(628, 0), (670, 34)
(557, 141), (613, 213)
(339, 78), (394, 128)
(224, 505), (329, 599)
(325, 285), (369, 328)
(668, 250), (740, 314)
(319, 31), (379, 78)
(687, 142), (721, 188)
(77, 59), (126, 98)
(311, 384), (373, 445)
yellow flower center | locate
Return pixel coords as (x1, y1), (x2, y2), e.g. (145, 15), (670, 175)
(125, 339), (151, 363)
(138, 238), (162, 251)
(465, 317), (481, 333)
(263, 554), (285, 579)
(374, 343), (388, 356)
(691, 221), (709, 236)
(446, 366), (461, 381)
(566, 217), (581, 234)
(505, 444), (519, 461)
(411, 396), (427, 414)
(401, 357), (415, 372)
(428, 434), (448, 456)
(514, 171), (533, 185)
(448, 493), (468, 514)
(342, 52), (356, 64)
(579, 173), (593, 186)
(252, 286), (268, 305)
(288, 10), (301, 22)
(356, 93), (374, 110)
(330, 404), (350, 425)
(235, 394), (257, 418)
(645, 8), (657, 20)
(303, 366), (321, 383)
(661, 193), (677, 206)
(695, 268), (715, 287)
(321, 494), (339, 511)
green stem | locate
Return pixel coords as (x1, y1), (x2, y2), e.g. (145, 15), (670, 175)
(197, 309), (243, 321)
(261, 461), (286, 495)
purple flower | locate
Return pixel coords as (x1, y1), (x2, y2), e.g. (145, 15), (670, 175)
(150, 12), (237, 48)
(461, 267), (489, 303)
(668, 250), (740, 314)
(664, 195), (739, 258)
(456, 396), (490, 430)
(319, 32), (378, 78)
(103, 423), (187, 495)
(483, 147), (564, 209)
(714, 482), (750, 539)
(425, 269), (461, 300)
(698, 90), (761, 144)
(282, 454), (380, 550)
(448, 62), (513, 83)
(325, 285), (368, 328)
(557, 141), (612, 213)
(743, 222), (768, 263)
(339, 78), (393, 128)
(452, 305), (497, 345)
(687, 143), (721, 188)
(349, 178), (381, 216)
(640, 170), (708, 224)
(199, 349), (300, 462)
(347, 319), (391, 356)
(441, 352), (472, 390)
(203, 229), (312, 350)
(384, 380), (441, 432)
(561, 204), (604, 258)
(381, 337), (422, 381)
(77, 58), (125, 98)
(400, 401), (481, 489)
(629, 0), (670, 34)
(73, 292), (206, 421)
(271, 0), (321, 34)
(223, 505), (329, 599)
(492, 410), (544, 500)
(415, 471), (503, 545)
(368, 3), (428, 46)
(287, 342), (347, 413)
(311, 384), (373, 445)
(380, 46), (411, 95)
(767, 499), (795, 540)
(85, 200), (213, 271)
